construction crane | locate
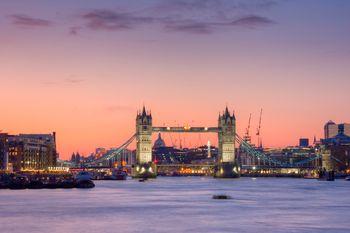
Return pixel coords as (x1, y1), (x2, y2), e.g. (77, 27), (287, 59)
(256, 108), (263, 148)
(243, 113), (252, 144)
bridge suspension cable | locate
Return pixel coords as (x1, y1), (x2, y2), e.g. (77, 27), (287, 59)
(93, 133), (136, 163)
(236, 133), (324, 168)
(236, 133), (286, 167)
(291, 154), (321, 167)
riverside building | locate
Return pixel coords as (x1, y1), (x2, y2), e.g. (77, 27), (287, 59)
(1, 132), (57, 172)
(322, 124), (350, 172)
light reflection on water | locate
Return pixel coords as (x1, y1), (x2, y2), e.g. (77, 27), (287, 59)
(0, 177), (350, 233)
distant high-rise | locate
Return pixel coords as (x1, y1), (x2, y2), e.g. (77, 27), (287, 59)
(299, 138), (309, 147)
(324, 121), (350, 139)
(95, 148), (106, 158)
(324, 121), (337, 139)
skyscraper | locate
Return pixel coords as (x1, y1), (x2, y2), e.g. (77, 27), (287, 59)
(324, 121), (350, 139)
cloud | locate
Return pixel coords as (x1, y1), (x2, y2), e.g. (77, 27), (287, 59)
(163, 15), (274, 34)
(228, 15), (274, 27)
(10, 14), (52, 27)
(41, 77), (86, 86)
(164, 21), (213, 34)
(154, 0), (222, 12)
(79, 1), (277, 35)
(65, 77), (85, 84)
(82, 10), (156, 31)
(69, 26), (82, 36)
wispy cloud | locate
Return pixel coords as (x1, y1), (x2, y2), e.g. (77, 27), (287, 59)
(82, 10), (156, 31)
(78, 0), (277, 35)
(228, 15), (275, 28)
(10, 14), (52, 27)
(69, 26), (82, 36)
(65, 77), (85, 84)
(41, 76), (86, 86)
(164, 20), (213, 34)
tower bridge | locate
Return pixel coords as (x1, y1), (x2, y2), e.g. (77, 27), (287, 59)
(87, 105), (331, 179)
(134, 106), (239, 178)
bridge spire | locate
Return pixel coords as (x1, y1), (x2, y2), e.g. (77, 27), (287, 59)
(142, 105), (147, 116)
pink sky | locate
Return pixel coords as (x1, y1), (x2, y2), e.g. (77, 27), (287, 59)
(0, 0), (349, 159)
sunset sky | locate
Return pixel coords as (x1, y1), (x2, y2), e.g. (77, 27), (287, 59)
(1, 0), (349, 159)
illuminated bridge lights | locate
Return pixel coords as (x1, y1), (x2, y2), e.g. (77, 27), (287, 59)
(184, 125), (191, 130)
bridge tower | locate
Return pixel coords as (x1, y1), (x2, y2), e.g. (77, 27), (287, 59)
(133, 106), (157, 178)
(321, 147), (333, 172)
(214, 107), (240, 178)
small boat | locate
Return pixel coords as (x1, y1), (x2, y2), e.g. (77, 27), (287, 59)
(27, 180), (44, 189)
(61, 179), (76, 189)
(304, 172), (318, 179)
(345, 176), (350, 181)
(76, 180), (95, 189)
(75, 171), (93, 182)
(213, 194), (232, 200)
(112, 168), (127, 180)
(139, 178), (147, 182)
(9, 176), (29, 190)
(75, 171), (95, 188)
(44, 176), (60, 189)
(0, 176), (10, 189)
(0, 181), (9, 189)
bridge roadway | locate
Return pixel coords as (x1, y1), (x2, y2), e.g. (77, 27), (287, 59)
(152, 126), (220, 133)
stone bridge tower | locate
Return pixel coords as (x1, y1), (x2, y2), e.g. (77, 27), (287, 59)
(134, 106), (157, 178)
(215, 107), (240, 178)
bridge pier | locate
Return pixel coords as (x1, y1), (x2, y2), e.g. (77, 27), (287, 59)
(133, 162), (157, 179)
(319, 146), (335, 181)
(214, 162), (240, 178)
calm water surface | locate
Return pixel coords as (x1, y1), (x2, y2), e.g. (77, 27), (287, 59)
(0, 177), (349, 233)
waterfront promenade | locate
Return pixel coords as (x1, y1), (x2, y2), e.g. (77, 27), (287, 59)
(0, 177), (349, 233)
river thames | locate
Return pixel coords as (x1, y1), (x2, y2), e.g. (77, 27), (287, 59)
(0, 177), (349, 233)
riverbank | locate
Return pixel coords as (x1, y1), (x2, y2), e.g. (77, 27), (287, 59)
(0, 173), (95, 189)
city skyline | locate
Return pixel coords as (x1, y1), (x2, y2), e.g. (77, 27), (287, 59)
(1, 0), (350, 159)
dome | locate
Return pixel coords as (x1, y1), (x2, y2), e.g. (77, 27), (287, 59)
(154, 133), (166, 148)
(325, 120), (336, 125)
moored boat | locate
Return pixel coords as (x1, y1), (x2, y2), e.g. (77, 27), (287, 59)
(76, 180), (95, 188)
(61, 178), (76, 188)
(9, 176), (29, 190)
(112, 168), (127, 180)
(27, 179), (44, 189)
(44, 176), (61, 189)
(75, 171), (93, 182)
(75, 171), (95, 188)
(304, 171), (318, 179)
